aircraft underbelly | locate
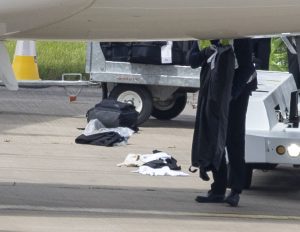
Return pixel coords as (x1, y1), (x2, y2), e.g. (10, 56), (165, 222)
(0, 0), (94, 37)
(2, 0), (300, 40)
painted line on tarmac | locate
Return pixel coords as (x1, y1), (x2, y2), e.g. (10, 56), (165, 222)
(0, 205), (299, 221)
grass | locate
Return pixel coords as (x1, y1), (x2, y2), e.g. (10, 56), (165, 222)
(269, 38), (288, 72)
(5, 40), (87, 80)
(5, 39), (289, 80)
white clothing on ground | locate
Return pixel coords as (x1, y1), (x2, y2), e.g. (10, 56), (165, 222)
(132, 166), (189, 177)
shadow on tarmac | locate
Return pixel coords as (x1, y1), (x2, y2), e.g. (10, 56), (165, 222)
(249, 166), (300, 196)
(142, 116), (195, 129)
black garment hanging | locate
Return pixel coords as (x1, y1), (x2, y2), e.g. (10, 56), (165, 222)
(143, 157), (181, 170)
(191, 45), (236, 172)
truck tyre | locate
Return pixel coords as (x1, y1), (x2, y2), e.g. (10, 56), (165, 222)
(151, 93), (187, 120)
(109, 85), (153, 125)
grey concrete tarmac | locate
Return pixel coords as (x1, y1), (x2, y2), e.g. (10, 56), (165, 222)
(0, 86), (300, 231)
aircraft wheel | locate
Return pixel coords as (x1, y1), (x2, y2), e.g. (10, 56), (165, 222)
(109, 84), (153, 125)
(151, 93), (187, 120)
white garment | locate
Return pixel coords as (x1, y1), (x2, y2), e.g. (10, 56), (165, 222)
(140, 152), (171, 164)
(117, 153), (144, 167)
(132, 166), (189, 177)
(117, 152), (171, 167)
(84, 119), (105, 135)
(84, 119), (134, 139)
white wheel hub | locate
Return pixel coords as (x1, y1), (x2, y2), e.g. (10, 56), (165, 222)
(117, 91), (143, 113)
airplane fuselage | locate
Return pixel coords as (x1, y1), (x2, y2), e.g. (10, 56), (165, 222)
(1, 0), (300, 41)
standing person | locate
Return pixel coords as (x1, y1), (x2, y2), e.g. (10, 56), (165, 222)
(287, 36), (300, 89)
(189, 39), (257, 207)
(252, 38), (271, 70)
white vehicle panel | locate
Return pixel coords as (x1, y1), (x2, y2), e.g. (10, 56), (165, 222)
(246, 72), (300, 164)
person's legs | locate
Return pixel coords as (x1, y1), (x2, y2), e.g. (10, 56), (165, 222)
(295, 36), (300, 89)
(195, 154), (227, 203)
(287, 37), (300, 89)
(210, 154), (227, 195)
(224, 90), (250, 206)
(287, 49), (300, 89)
(226, 90), (250, 193)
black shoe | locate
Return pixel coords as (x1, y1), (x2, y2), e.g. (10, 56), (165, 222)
(225, 191), (240, 207)
(195, 191), (225, 203)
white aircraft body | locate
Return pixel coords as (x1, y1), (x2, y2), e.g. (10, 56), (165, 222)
(1, 0), (300, 90)
(1, 0), (300, 41)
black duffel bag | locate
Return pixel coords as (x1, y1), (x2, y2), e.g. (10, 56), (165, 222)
(86, 99), (138, 129)
(172, 41), (198, 65)
(100, 42), (132, 62)
(130, 41), (167, 64)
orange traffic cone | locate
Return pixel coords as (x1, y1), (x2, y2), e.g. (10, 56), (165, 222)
(12, 40), (40, 81)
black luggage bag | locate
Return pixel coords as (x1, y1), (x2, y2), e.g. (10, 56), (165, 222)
(130, 41), (167, 64)
(100, 41), (197, 65)
(86, 99), (138, 129)
(172, 41), (198, 65)
(100, 42), (132, 62)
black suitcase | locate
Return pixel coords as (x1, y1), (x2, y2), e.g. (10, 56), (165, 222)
(100, 42), (132, 62)
(100, 41), (197, 65)
(86, 99), (138, 129)
(130, 41), (167, 64)
(172, 41), (198, 65)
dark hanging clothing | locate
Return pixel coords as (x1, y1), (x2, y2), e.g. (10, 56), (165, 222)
(191, 44), (236, 171)
(190, 38), (257, 177)
(188, 40), (257, 99)
(210, 90), (250, 194)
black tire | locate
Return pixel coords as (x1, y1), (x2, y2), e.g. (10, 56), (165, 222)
(151, 93), (187, 120)
(109, 85), (153, 125)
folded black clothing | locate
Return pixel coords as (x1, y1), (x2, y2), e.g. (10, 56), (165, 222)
(75, 132), (124, 147)
(143, 157), (181, 170)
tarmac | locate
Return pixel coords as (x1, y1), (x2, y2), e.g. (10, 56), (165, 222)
(0, 86), (300, 231)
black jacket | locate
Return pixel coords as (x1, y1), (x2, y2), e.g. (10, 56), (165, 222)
(188, 39), (257, 98)
(190, 39), (257, 171)
(191, 45), (236, 171)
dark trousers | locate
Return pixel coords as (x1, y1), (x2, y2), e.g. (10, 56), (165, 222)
(211, 90), (251, 195)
